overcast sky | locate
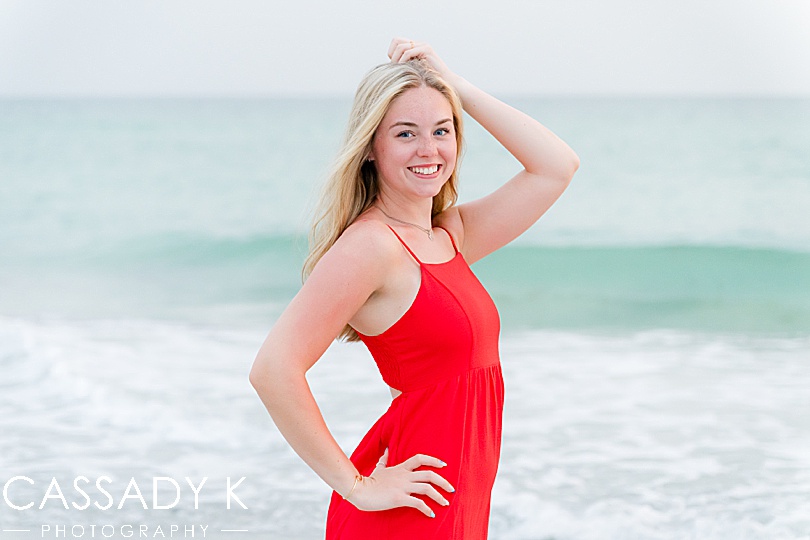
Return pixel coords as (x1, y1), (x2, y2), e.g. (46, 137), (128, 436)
(1, 0), (809, 97)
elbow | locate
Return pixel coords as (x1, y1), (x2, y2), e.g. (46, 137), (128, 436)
(248, 362), (265, 392)
(539, 150), (579, 186)
(566, 150), (580, 181)
(555, 152), (579, 187)
(249, 353), (279, 396)
(249, 353), (302, 405)
(249, 360), (285, 413)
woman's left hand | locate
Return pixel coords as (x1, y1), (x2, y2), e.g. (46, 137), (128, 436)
(387, 38), (457, 84)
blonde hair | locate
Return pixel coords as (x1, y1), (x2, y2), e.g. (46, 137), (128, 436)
(303, 59), (464, 343)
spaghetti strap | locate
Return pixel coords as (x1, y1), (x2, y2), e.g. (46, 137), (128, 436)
(435, 225), (458, 254)
(385, 224), (422, 265)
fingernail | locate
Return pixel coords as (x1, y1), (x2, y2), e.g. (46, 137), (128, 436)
(430, 510), (435, 518)
(441, 499), (449, 506)
(439, 460), (447, 467)
(449, 486), (455, 493)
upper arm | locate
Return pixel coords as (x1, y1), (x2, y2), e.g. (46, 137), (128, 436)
(252, 221), (394, 378)
(442, 169), (575, 264)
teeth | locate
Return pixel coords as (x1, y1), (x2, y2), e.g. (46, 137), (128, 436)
(410, 165), (439, 175)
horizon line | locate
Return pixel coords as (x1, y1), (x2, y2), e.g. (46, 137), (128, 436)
(2, 91), (809, 100)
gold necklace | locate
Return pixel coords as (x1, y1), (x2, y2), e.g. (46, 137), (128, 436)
(376, 206), (433, 240)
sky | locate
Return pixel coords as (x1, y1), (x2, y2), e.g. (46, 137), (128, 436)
(1, 0), (809, 97)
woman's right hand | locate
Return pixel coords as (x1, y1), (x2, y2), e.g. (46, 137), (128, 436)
(347, 448), (456, 518)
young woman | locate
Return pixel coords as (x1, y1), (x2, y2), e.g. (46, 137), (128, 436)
(250, 38), (579, 539)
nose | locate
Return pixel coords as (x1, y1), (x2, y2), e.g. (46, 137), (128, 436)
(416, 136), (437, 157)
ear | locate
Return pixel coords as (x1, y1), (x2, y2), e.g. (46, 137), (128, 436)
(366, 152), (375, 162)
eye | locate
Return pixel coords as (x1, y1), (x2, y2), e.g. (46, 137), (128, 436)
(434, 127), (451, 136)
(397, 131), (415, 138)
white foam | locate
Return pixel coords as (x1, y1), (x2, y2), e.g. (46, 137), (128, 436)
(2, 319), (808, 537)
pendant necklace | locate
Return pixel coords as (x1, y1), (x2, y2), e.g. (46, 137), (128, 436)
(376, 205), (434, 240)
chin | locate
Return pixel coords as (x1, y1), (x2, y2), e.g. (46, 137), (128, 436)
(423, 183), (446, 199)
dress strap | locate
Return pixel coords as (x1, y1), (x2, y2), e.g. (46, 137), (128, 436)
(385, 224), (423, 265)
(435, 225), (458, 254)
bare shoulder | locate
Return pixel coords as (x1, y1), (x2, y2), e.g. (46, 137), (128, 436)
(433, 205), (465, 251)
(316, 218), (400, 286)
(339, 218), (401, 259)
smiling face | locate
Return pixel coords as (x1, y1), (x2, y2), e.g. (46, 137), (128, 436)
(369, 85), (458, 204)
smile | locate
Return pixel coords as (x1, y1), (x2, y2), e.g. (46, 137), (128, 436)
(407, 164), (441, 176)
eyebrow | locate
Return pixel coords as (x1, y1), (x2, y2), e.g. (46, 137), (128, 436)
(388, 118), (453, 130)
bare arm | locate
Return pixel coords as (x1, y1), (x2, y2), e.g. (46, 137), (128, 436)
(249, 229), (372, 498)
(249, 221), (453, 517)
(392, 39), (580, 263)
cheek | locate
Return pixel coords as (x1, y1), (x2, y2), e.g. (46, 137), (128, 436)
(373, 147), (410, 180)
(441, 141), (458, 163)
(370, 135), (401, 162)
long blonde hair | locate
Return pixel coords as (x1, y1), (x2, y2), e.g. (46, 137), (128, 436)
(303, 59), (464, 343)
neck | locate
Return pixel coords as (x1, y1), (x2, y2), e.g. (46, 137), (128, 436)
(375, 195), (433, 227)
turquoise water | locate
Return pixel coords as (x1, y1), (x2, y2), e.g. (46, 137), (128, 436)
(1, 98), (809, 538)
(3, 232), (809, 334)
(2, 98), (809, 334)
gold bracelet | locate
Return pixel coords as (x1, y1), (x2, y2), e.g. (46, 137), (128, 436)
(342, 475), (363, 501)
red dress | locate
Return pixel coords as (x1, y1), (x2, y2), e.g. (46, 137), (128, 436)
(325, 224), (504, 539)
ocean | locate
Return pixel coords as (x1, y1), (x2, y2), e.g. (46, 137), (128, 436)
(1, 97), (808, 539)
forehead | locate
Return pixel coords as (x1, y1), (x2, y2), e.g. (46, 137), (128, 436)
(381, 86), (453, 126)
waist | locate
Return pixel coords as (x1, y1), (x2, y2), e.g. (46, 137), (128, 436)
(387, 361), (503, 395)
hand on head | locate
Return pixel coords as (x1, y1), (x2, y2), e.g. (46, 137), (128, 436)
(387, 37), (455, 82)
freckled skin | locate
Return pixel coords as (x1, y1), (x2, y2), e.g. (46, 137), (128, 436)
(369, 86), (457, 205)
